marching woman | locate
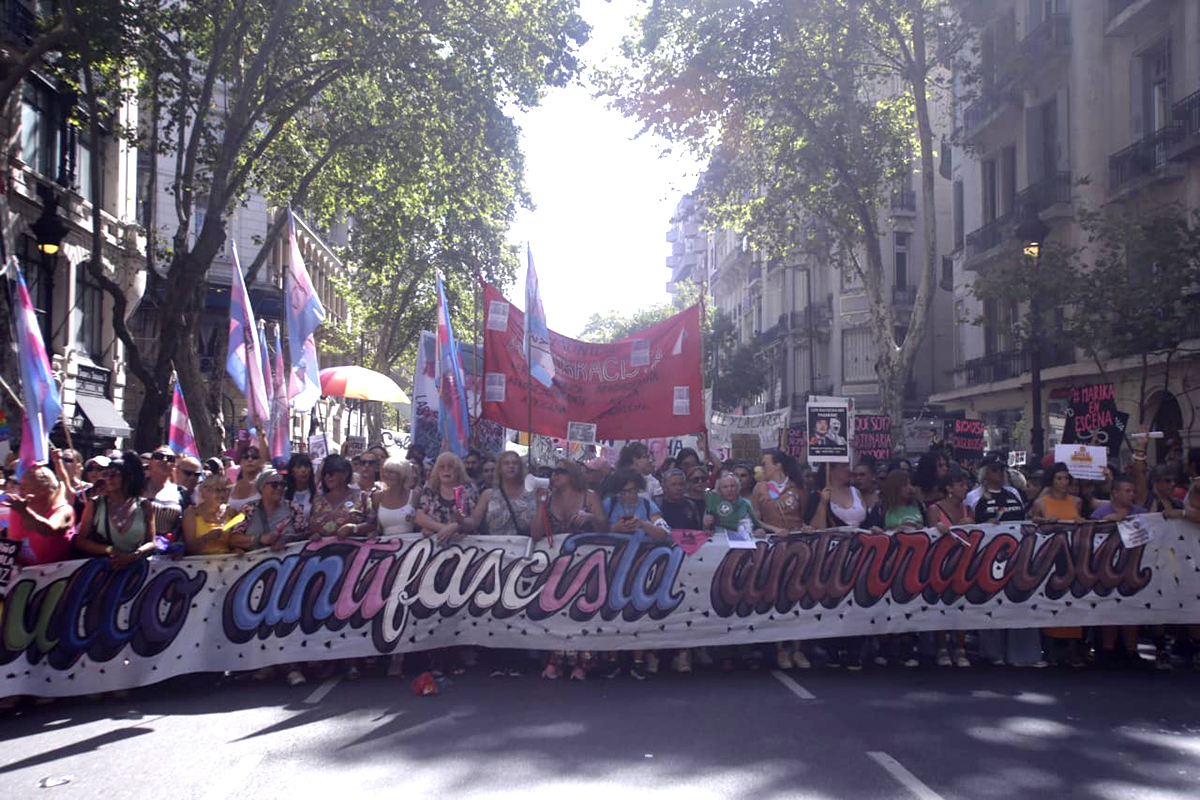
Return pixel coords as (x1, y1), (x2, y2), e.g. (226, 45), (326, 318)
(229, 437), (269, 512)
(807, 462), (868, 670)
(181, 474), (252, 556)
(284, 452), (317, 537)
(531, 459), (606, 680)
(751, 449), (812, 670)
(375, 458), (419, 536)
(929, 468), (973, 667)
(75, 452), (158, 566)
(3, 465), (74, 566)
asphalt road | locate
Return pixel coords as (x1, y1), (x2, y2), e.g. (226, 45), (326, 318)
(3, 657), (1200, 800)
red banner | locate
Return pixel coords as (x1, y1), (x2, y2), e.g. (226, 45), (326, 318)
(480, 283), (703, 440)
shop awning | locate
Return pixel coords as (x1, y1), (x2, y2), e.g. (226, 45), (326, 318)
(75, 395), (132, 438)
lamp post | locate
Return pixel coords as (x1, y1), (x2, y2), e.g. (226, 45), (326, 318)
(1016, 214), (1050, 461)
(31, 184), (69, 256)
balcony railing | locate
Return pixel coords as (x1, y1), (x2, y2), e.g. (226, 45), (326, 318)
(892, 285), (917, 305)
(962, 342), (1074, 385)
(963, 86), (1014, 139)
(889, 190), (917, 213)
(965, 212), (1013, 259)
(1110, 124), (1184, 191)
(1018, 14), (1070, 63)
(1016, 171), (1072, 215)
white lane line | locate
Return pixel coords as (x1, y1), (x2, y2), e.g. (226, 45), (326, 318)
(866, 751), (944, 800)
(303, 676), (341, 705)
(199, 753), (264, 800)
(770, 669), (816, 700)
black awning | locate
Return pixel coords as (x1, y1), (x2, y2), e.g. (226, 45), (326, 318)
(75, 394), (132, 438)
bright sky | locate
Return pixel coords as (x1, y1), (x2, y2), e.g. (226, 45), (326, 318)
(506, 0), (702, 337)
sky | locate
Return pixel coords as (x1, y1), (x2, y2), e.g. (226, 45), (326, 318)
(505, 0), (703, 337)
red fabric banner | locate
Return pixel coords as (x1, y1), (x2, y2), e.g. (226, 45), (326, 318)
(480, 283), (703, 440)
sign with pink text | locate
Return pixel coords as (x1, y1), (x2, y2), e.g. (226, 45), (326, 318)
(1, 517), (1196, 697)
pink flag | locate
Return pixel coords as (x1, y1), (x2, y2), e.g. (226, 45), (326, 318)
(269, 328), (291, 460)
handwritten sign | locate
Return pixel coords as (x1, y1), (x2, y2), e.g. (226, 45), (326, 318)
(730, 433), (763, 464)
(1062, 383), (1127, 457)
(0, 538), (18, 603)
(785, 423), (807, 459)
(945, 419), (986, 464)
(853, 415), (892, 461)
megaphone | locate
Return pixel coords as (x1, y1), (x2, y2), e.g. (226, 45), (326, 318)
(525, 474), (550, 493)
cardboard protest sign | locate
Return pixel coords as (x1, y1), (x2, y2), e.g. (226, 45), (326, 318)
(729, 433), (763, 463)
(307, 433), (328, 462)
(481, 283), (703, 440)
(852, 415), (892, 461)
(3, 518), (1196, 698)
(785, 423), (807, 459)
(0, 539), (18, 604)
(1061, 383), (1128, 457)
(807, 398), (850, 463)
(1055, 444), (1107, 481)
(342, 435), (365, 459)
(945, 419), (986, 464)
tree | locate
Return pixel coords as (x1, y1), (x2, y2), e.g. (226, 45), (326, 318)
(598, 0), (977, 444)
(77, 0), (588, 454)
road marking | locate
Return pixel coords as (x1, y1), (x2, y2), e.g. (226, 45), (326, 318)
(304, 676), (341, 705)
(199, 753), (264, 800)
(866, 751), (944, 800)
(770, 669), (816, 700)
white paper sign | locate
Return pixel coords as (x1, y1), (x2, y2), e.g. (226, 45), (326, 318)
(1055, 444), (1106, 481)
(486, 301), (510, 331)
(307, 433), (329, 462)
(1118, 515), (1154, 548)
(723, 528), (757, 549)
(485, 372), (507, 402)
(566, 421), (597, 445)
(673, 386), (691, 415)
(631, 339), (650, 367)
(1008, 451), (1027, 467)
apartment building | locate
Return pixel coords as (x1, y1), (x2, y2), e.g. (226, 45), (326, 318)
(1, 5), (145, 458)
(935, 0), (1200, 458)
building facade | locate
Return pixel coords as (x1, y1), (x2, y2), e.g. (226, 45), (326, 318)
(935, 0), (1200, 459)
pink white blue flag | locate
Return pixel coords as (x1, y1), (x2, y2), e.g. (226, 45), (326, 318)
(523, 244), (554, 388)
(168, 380), (199, 458)
(269, 328), (291, 461)
(8, 256), (62, 472)
(286, 208), (325, 412)
(435, 274), (470, 456)
(225, 242), (271, 426)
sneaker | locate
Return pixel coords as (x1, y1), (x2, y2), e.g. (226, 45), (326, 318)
(777, 650), (795, 670)
(673, 650), (693, 674)
(508, 668), (524, 678)
(846, 657), (863, 672)
(252, 666), (275, 681)
(569, 665), (587, 681)
(954, 649), (971, 668)
(1029, 660), (1049, 669)
(286, 669), (307, 687)
(345, 665), (361, 680)
(630, 660), (648, 681)
(489, 668), (508, 678)
(602, 661), (622, 680)
(1155, 648), (1174, 672)
(793, 650), (811, 669)
(645, 653), (660, 675)
(935, 648), (952, 667)
(386, 655), (405, 677)
(696, 647), (715, 668)
(873, 654), (889, 667)
(541, 663), (560, 680)
(903, 657), (920, 668)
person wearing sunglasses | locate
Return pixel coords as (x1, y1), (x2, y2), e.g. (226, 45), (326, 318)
(144, 446), (186, 541)
(74, 451), (158, 567)
(183, 474), (251, 556)
(243, 469), (296, 551)
(229, 444), (266, 512)
(354, 447), (386, 497)
(175, 456), (203, 507)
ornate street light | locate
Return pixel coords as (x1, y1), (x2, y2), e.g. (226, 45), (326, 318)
(1016, 214), (1051, 460)
(31, 184), (69, 255)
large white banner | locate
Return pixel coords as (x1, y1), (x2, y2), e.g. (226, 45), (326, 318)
(2, 516), (1197, 697)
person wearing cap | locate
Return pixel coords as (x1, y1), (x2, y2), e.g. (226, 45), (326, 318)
(968, 452), (1026, 523)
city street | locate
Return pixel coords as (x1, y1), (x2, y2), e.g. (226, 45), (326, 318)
(3, 658), (1200, 799)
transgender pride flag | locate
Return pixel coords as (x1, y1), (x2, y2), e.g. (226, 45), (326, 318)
(168, 381), (199, 458)
(9, 256), (62, 472)
(435, 274), (470, 456)
(225, 242), (270, 427)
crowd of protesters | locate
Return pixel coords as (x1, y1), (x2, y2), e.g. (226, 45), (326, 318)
(2, 429), (1200, 706)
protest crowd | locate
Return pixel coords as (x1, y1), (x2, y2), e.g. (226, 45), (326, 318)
(3, 428), (1199, 710)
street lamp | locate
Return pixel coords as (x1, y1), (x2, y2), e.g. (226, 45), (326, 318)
(1016, 214), (1051, 461)
(31, 184), (69, 255)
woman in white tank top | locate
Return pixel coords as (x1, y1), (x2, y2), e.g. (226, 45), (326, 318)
(375, 457), (417, 535)
(811, 463), (867, 528)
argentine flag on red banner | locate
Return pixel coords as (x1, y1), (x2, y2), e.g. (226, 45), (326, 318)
(523, 245), (554, 388)
(226, 242), (271, 427)
(435, 274), (470, 456)
(286, 208), (325, 412)
(8, 256), (62, 472)
(168, 381), (199, 458)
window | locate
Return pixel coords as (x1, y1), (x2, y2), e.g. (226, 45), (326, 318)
(842, 328), (876, 383)
(941, 256), (954, 291)
(17, 237), (53, 345)
(20, 80), (57, 177)
(982, 158), (997, 223)
(76, 123), (103, 206)
(953, 181), (964, 248)
(74, 266), (105, 358)
(894, 232), (909, 288)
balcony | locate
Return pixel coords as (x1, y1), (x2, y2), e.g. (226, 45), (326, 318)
(1109, 124), (1184, 194)
(3, 0), (35, 46)
(962, 85), (1017, 143)
(892, 285), (917, 306)
(964, 212), (1014, 268)
(962, 342), (1074, 386)
(889, 190), (917, 215)
(1106, 0), (1170, 37)
(1017, 14), (1070, 70)
(1016, 171), (1072, 218)
(1169, 88), (1200, 161)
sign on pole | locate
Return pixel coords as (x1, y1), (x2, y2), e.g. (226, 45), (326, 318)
(806, 396), (851, 464)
